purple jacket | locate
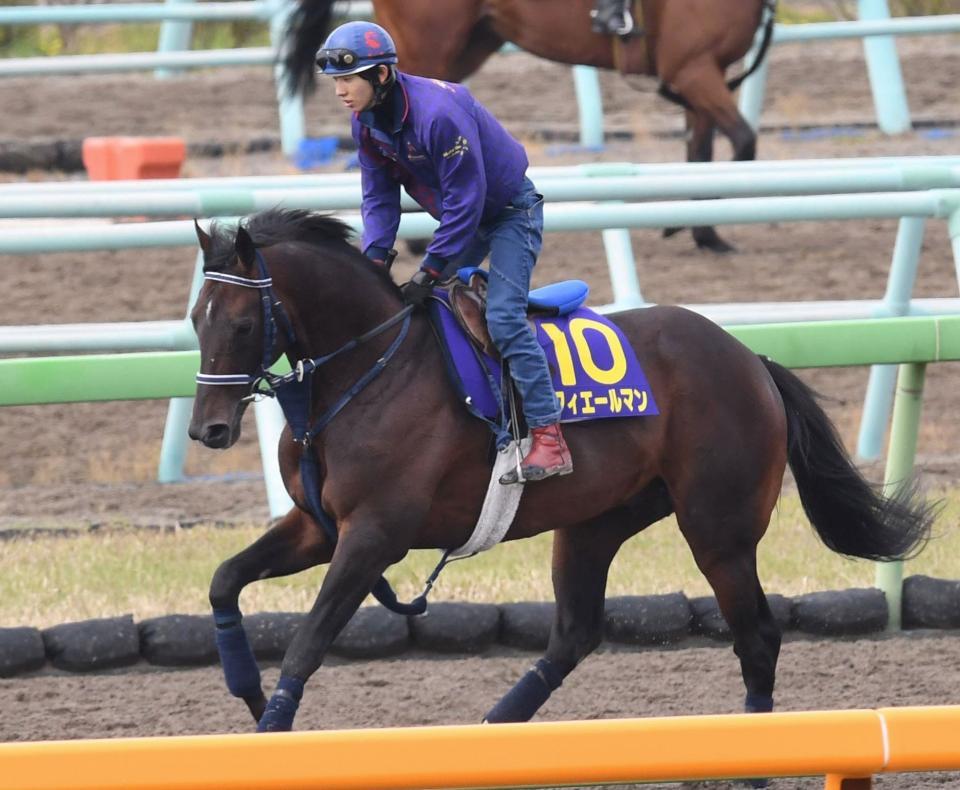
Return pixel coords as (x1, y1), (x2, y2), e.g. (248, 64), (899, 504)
(353, 72), (529, 270)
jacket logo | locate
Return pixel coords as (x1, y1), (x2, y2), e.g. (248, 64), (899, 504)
(442, 135), (469, 159)
(406, 142), (427, 162)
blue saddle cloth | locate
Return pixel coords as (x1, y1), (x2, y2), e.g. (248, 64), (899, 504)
(430, 277), (659, 424)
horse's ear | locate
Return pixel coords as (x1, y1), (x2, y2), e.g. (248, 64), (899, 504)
(194, 219), (213, 255)
(235, 225), (257, 268)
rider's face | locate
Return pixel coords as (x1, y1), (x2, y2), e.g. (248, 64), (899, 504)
(333, 72), (376, 112)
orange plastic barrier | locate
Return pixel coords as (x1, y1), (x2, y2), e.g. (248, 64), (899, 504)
(0, 706), (958, 790)
(82, 136), (186, 181)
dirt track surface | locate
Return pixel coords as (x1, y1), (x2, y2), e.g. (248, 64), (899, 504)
(2, 25), (960, 783)
(3, 634), (960, 788)
(4, 36), (960, 527)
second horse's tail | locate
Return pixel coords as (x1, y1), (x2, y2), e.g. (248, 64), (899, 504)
(282, 0), (338, 97)
(761, 357), (935, 562)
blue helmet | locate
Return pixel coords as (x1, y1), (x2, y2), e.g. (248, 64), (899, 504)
(316, 21), (398, 77)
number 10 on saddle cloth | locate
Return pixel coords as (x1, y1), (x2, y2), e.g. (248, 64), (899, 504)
(432, 298), (660, 425)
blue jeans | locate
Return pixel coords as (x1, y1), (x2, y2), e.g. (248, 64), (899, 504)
(456, 177), (561, 428)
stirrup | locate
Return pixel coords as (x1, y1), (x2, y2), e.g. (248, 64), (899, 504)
(616, 10), (634, 36)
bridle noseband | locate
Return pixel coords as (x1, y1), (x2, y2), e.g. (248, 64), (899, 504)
(195, 251), (298, 397)
(194, 249), (413, 434)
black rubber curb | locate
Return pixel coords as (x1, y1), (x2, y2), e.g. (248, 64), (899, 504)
(2, 576), (958, 677)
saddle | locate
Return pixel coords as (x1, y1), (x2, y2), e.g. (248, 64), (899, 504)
(444, 267), (589, 359)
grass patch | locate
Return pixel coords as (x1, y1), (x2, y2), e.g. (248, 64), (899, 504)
(3, 489), (958, 629)
(0, 21), (270, 59)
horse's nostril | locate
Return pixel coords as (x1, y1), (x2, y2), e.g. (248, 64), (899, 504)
(203, 424), (231, 448)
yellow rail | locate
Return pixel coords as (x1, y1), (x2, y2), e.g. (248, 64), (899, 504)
(1, 706), (958, 789)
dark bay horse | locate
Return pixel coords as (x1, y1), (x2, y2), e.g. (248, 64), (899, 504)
(188, 209), (933, 733)
(283, 0), (775, 252)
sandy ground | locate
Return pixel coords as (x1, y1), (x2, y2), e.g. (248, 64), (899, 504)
(2, 634), (960, 788)
(1, 26), (960, 785)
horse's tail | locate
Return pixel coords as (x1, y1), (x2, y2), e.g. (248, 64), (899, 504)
(761, 356), (935, 562)
(281, 0), (338, 97)
(725, 0), (777, 95)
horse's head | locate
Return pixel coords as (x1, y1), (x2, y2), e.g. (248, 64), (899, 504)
(188, 219), (290, 449)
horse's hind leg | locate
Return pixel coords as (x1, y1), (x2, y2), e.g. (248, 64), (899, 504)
(676, 501), (781, 716)
(665, 58), (758, 253)
(485, 489), (672, 723)
(208, 506), (332, 723)
(686, 542), (780, 789)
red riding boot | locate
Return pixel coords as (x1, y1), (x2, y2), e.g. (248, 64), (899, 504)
(500, 423), (573, 485)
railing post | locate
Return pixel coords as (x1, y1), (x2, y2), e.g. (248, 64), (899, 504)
(268, 0), (306, 157)
(856, 216), (925, 460)
(824, 776), (873, 790)
(600, 228), (644, 311)
(157, 250), (204, 483)
(254, 398), (295, 517)
(858, 0), (912, 134)
(572, 66), (604, 150)
(950, 207), (960, 289)
(155, 0), (195, 79)
(875, 361), (926, 631)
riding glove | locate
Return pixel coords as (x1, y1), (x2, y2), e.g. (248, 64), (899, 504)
(401, 270), (436, 307)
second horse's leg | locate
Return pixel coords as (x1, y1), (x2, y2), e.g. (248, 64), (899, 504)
(209, 506), (333, 723)
(666, 58), (757, 253)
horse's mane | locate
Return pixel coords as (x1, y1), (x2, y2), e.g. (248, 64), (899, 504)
(204, 208), (398, 292)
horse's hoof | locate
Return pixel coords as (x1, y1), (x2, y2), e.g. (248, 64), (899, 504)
(662, 226), (684, 239)
(693, 227), (736, 254)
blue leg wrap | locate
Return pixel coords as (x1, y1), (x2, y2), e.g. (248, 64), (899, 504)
(213, 607), (262, 700)
(257, 676), (304, 732)
(484, 658), (564, 723)
(744, 693), (774, 713)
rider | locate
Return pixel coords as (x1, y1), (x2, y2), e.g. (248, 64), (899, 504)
(316, 20), (573, 484)
(591, 0), (635, 36)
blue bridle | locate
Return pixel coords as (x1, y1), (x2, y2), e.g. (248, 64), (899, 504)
(195, 251), (298, 394)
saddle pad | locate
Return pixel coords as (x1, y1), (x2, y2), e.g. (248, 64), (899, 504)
(431, 294), (659, 423)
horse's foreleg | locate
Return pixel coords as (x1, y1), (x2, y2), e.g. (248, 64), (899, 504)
(209, 507), (332, 723)
(257, 513), (406, 732)
(484, 507), (644, 723)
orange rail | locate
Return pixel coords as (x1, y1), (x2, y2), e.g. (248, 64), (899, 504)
(1, 706), (958, 790)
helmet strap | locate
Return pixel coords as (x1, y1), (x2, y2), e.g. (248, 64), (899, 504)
(362, 65), (396, 108)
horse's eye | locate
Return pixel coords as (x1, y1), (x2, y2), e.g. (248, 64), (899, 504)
(235, 319), (255, 337)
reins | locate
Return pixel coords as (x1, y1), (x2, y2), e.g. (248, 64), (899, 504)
(195, 249), (441, 616)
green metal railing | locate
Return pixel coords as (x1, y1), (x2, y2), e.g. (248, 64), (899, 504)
(2, 313), (953, 626)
